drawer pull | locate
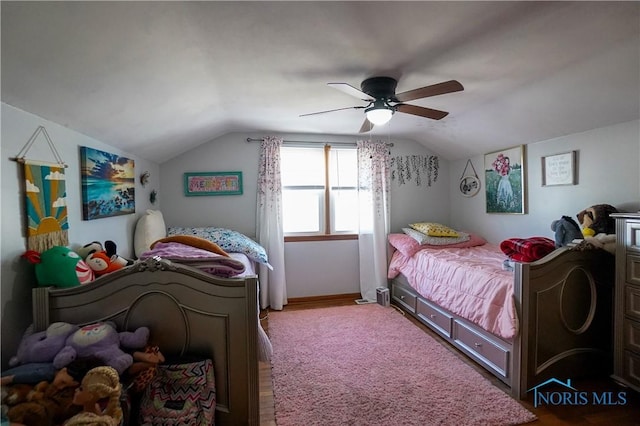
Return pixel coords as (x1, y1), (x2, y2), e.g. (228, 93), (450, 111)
(430, 314), (436, 319)
(474, 342), (483, 348)
(400, 295), (405, 300)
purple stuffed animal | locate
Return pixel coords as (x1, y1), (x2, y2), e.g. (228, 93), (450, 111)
(53, 322), (149, 375)
(9, 322), (79, 367)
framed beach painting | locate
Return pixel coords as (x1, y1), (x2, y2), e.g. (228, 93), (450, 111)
(80, 146), (135, 220)
(484, 145), (526, 214)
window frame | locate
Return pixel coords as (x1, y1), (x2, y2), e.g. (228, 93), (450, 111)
(281, 144), (359, 242)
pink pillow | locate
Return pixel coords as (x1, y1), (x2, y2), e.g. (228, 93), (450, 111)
(436, 233), (487, 249)
(388, 233), (420, 257)
(388, 232), (487, 257)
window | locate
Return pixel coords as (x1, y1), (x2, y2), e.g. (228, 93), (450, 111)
(281, 145), (358, 236)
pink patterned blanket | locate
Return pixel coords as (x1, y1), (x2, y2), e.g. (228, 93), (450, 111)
(140, 241), (246, 277)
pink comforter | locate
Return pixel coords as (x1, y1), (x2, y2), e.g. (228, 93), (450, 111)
(388, 244), (517, 340)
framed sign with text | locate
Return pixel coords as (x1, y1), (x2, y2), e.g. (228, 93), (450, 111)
(184, 171), (243, 196)
(542, 151), (576, 186)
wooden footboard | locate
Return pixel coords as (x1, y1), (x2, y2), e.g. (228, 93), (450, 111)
(513, 247), (614, 398)
(390, 246), (614, 400)
(32, 257), (260, 426)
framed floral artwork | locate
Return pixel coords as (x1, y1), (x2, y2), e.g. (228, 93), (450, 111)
(484, 145), (526, 214)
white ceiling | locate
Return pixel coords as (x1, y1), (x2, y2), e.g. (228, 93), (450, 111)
(2, 2), (639, 164)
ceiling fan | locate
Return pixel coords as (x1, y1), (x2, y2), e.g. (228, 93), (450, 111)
(301, 77), (464, 133)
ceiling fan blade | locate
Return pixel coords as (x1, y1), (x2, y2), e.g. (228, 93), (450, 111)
(396, 104), (449, 120)
(328, 83), (375, 101)
(358, 118), (374, 133)
(394, 80), (464, 102)
(300, 106), (365, 117)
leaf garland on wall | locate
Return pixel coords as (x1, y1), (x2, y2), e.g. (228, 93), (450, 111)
(391, 155), (439, 187)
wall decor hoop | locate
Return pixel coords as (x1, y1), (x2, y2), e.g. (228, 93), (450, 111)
(459, 159), (481, 197)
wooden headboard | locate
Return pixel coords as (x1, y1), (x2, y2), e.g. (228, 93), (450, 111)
(32, 257), (260, 426)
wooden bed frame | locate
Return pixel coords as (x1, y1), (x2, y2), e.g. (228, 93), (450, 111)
(31, 257), (260, 426)
(389, 246), (614, 399)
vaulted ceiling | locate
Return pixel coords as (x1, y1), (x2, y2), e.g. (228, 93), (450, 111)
(2, 2), (639, 163)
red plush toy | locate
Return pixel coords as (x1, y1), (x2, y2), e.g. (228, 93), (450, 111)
(79, 241), (130, 277)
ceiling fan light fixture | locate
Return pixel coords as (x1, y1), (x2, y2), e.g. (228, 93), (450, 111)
(365, 106), (393, 126)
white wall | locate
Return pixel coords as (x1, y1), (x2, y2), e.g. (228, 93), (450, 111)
(1, 103), (160, 367)
(160, 132), (449, 298)
(449, 120), (640, 244)
(159, 132), (260, 236)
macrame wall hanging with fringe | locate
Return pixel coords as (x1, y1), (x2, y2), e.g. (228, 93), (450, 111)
(11, 126), (69, 252)
(391, 154), (439, 187)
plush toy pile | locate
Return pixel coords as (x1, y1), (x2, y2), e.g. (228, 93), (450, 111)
(22, 240), (133, 289)
(550, 203), (618, 254)
(1, 322), (157, 425)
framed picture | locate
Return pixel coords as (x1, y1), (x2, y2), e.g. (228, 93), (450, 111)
(80, 146), (135, 220)
(542, 151), (576, 186)
(484, 145), (526, 214)
(184, 171), (243, 196)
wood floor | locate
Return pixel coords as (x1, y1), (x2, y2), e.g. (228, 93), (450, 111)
(259, 295), (640, 425)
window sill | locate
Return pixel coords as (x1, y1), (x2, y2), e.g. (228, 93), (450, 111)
(285, 234), (359, 242)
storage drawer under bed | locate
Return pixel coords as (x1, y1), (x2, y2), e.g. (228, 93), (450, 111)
(391, 283), (417, 313)
(417, 297), (453, 338)
(453, 319), (510, 377)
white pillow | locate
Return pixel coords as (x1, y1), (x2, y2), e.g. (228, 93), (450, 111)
(134, 210), (166, 258)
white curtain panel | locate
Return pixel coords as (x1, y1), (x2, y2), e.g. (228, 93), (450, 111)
(256, 137), (287, 310)
(357, 140), (391, 301)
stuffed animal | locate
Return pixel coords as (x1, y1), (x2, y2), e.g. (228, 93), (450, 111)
(576, 204), (618, 237)
(574, 233), (617, 254)
(53, 322), (149, 375)
(3, 383), (33, 406)
(23, 246), (94, 288)
(5, 367), (82, 426)
(79, 240), (131, 277)
(126, 345), (165, 393)
(550, 215), (583, 248)
(8, 322), (79, 368)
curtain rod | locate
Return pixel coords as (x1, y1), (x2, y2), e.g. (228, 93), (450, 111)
(246, 137), (393, 147)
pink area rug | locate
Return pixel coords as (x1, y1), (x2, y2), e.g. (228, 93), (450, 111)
(269, 304), (536, 426)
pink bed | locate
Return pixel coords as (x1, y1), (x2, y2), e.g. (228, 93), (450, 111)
(388, 244), (516, 339)
(386, 231), (614, 399)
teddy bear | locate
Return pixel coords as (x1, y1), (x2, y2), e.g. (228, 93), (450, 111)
(576, 203), (618, 237)
(53, 322), (150, 375)
(550, 215), (583, 248)
(78, 241), (132, 277)
(23, 246), (95, 288)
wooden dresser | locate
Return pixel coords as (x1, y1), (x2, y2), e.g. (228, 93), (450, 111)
(612, 213), (640, 392)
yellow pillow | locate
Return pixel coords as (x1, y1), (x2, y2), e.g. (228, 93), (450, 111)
(409, 222), (459, 238)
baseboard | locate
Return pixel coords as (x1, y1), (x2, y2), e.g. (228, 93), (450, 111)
(287, 292), (361, 306)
